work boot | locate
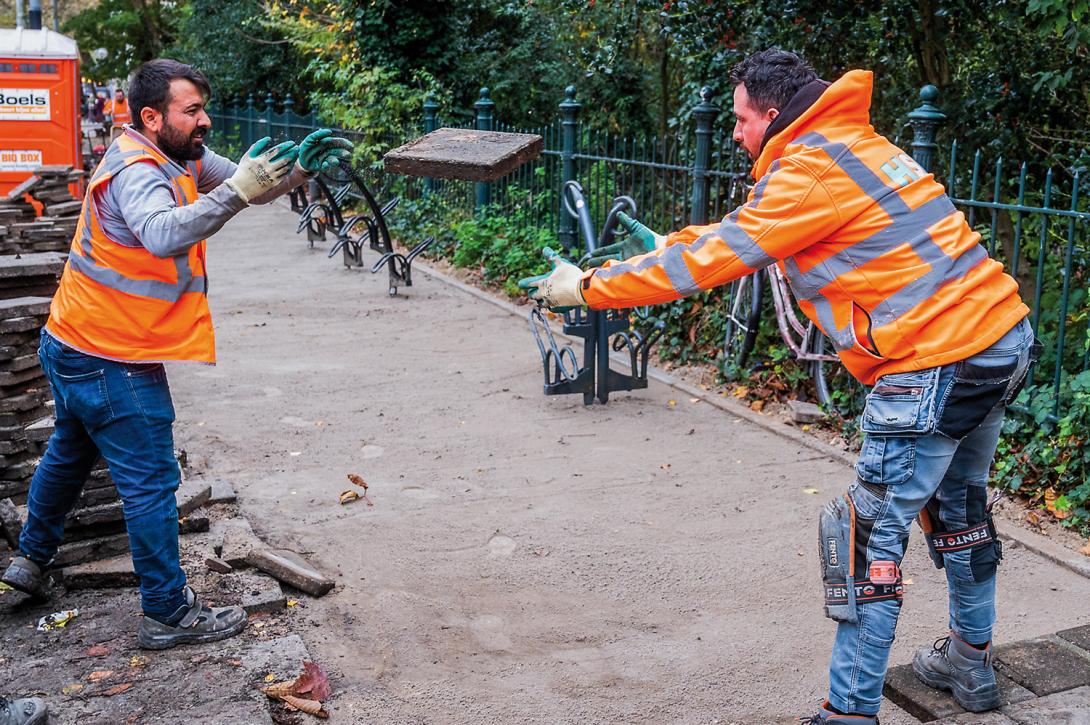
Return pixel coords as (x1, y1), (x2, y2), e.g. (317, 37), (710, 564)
(0, 556), (52, 600)
(913, 632), (1002, 712)
(800, 702), (879, 724)
(137, 585), (247, 650)
(0, 696), (47, 725)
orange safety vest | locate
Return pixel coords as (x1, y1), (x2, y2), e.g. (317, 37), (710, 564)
(581, 70), (1028, 385)
(104, 98), (131, 126)
(47, 130), (216, 363)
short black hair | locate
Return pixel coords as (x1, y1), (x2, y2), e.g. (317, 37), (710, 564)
(729, 48), (817, 113)
(128, 59), (211, 130)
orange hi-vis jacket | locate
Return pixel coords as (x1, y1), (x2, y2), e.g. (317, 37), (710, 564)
(104, 98), (131, 126)
(581, 70), (1028, 385)
(47, 131), (215, 363)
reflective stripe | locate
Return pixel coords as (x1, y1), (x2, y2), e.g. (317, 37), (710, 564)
(809, 295), (855, 352)
(870, 243), (989, 327)
(68, 251), (207, 302)
(784, 195), (959, 301)
(749, 160), (780, 209)
(795, 132), (911, 217)
(662, 244), (699, 296)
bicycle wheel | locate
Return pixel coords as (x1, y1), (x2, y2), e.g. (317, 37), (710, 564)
(722, 271), (763, 371)
(807, 325), (867, 416)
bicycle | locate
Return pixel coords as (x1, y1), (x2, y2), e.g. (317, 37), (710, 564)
(720, 256), (866, 415)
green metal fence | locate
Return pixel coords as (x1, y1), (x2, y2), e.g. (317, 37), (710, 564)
(208, 84), (1089, 420)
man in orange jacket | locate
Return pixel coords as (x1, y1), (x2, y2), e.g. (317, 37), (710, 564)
(103, 88), (131, 141)
(521, 49), (1036, 722)
(1, 59), (352, 654)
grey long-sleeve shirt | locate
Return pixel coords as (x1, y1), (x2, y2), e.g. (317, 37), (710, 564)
(94, 126), (309, 257)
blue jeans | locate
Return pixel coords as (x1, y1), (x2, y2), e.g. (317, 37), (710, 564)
(19, 329), (187, 620)
(827, 317), (1036, 715)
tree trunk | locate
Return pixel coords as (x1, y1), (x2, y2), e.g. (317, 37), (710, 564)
(130, 0), (163, 57)
(911, 0), (951, 88)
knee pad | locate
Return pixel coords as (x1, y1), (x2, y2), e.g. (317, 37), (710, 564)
(819, 490), (904, 624)
(919, 493), (1003, 581)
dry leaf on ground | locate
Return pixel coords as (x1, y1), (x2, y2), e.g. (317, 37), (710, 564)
(294, 662), (332, 701)
(92, 683), (133, 697)
(1080, 540), (1090, 557)
(282, 694), (328, 717)
(85, 644), (109, 657)
(87, 670), (113, 682)
(261, 660), (333, 719)
(338, 490), (359, 505)
(346, 474), (373, 506)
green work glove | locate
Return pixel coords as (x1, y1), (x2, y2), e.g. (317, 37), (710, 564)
(517, 247), (587, 310)
(225, 136), (298, 203)
(582, 211), (666, 268)
(297, 128), (354, 174)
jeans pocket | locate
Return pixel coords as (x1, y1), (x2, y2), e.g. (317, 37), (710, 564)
(124, 364), (175, 424)
(53, 368), (115, 429)
(856, 435), (917, 485)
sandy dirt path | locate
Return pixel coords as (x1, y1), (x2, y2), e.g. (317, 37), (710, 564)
(169, 201), (1090, 724)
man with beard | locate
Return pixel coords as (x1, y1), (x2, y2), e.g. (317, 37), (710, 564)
(520, 48), (1034, 723)
(0, 59), (352, 663)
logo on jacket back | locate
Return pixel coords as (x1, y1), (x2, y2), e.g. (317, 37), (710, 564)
(0, 88), (50, 121)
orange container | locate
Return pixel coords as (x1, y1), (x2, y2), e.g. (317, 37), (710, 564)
(0, 28), (81, 197)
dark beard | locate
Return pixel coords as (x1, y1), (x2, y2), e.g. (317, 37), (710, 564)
(157, 119), (206, 162)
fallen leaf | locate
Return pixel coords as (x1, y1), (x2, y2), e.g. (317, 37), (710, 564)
(62, 683), (84, 696)
(801, 424), (811, 432)
(667, 399), (677, 407)
(802, 487), (820, 495)
(265, 673), (277, 683)
(1080, 540), (1090, 557)
(0, 582), (11, 592)
(749, 399), (765, 412)
(295, 661), (332, 701)
(1043, 488), (1069, 520)
(287, 599), (299, 607)
(733, 386), (749, 398)
(338, 490), (360, 505)
(346, 474), (374, 506)
(96, 683), (133, 697)
(85, 645), (109, 657)
(904, 578), (914, 585)
(128, 656), (150, 669)
(282, 694), (328, 718)
(87, 670), (113, 682)
(261, 680), (297, 699)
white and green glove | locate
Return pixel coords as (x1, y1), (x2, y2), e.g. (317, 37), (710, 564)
(225, 136), (298, 203)
(517, 247), (587, 310)
(582, 211), (666, 268)
(297, 128), (354, 174)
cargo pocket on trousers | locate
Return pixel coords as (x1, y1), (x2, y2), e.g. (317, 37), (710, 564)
(856, 369), (939, 486)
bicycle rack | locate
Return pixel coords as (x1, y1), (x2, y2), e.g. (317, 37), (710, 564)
(529, 181), (664, 404)
(288, 184), (308, 213)
(296, 177), (347, 248)
(330, 160), (436, 296)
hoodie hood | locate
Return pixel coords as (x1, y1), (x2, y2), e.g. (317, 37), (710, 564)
(753, 69), (874, 179)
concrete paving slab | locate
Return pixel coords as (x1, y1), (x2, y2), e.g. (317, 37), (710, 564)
(995, 637), (1090, 696)
(1058, 625), (1090, 654)
(1003, 685), (1090, 724)
(384, 128), (543, 182)
(884, 664), (1034, 722)
(61, 555), (138, 589)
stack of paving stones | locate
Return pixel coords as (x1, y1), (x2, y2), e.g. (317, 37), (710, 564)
(0, 254), (130, 569)
(0, 296), (54, 507)
(1, 165), (84, 254)
(884, 624), (1090, 722)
